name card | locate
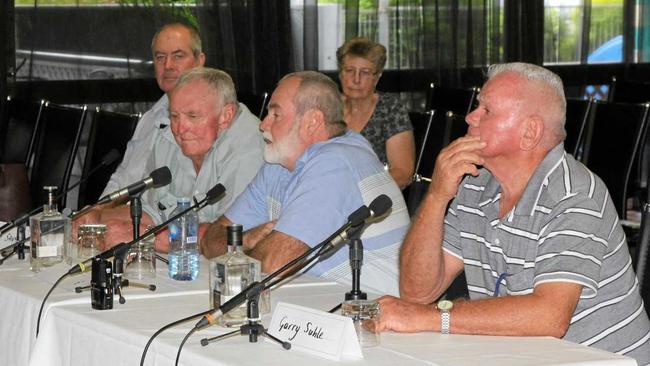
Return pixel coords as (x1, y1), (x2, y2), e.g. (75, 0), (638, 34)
(267, 302), (363, 361)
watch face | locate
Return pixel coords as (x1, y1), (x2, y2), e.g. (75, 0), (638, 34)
(438, 300), (453, 311)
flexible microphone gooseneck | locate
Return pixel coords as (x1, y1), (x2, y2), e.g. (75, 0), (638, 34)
(0, 149), (121, 237)
(35, 183), (226, 337)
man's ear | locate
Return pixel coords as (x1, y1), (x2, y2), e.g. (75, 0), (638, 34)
(197, 52), (206, 67)
(217, 102), (237, 130)
(520, 115), (544, 151)
(302, 109), (326, 134)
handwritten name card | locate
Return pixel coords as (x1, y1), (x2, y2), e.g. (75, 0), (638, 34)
(267, 302), (363, 361)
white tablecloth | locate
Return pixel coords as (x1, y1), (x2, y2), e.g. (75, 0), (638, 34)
(0, 255), (637, 366)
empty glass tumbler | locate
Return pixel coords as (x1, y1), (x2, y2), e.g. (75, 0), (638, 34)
(124, 231), (156, 281)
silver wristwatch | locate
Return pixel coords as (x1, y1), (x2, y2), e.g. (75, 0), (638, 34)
(436, 300), (453, 334)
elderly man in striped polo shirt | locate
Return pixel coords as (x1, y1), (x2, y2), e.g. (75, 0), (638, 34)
(377, 62), (650, 364)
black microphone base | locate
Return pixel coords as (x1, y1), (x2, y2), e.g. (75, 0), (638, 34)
(345, 291), (367, 301)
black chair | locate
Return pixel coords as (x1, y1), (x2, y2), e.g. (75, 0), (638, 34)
(77, 107), (141, 209)
(564, 98), (594, 160)
(0, 98), (46, 164)
(608, 76), (650, 104)
(28, 102), (87, 210)
(581, 101), (650, 219)
(637, 201), (650, 313)
(238, 92), (269, 120)
(407, 110), (455, 215)
(426, 83), (479, 116)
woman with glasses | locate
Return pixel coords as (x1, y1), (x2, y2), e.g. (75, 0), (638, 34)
(337, 37), (415, 189)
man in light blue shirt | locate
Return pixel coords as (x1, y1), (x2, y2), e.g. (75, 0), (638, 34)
(201, 71), (410, 295)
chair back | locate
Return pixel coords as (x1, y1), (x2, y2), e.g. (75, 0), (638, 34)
(637, 204), (650, 313)
(407, 110), (450, 214)
(444, 111), (468, 146)
(0, 98), (46, 164)
(29, 102), (87, 210)
(609, 76), (650, 104)
(564, 98), (595, 160)
(77, 107), (140, 209)
(0, 164), (30, 222)
(581, 101), (650, 218)
(427, 83), (479, 116)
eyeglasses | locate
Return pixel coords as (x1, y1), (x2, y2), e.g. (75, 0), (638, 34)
(341, 67), (379, 80)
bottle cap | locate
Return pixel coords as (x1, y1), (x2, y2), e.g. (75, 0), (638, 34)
(227, 224), (243, 247)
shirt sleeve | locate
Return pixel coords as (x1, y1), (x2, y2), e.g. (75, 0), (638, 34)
(531, 193), (611, 298)
(272, 150), (360, 247)
(442, 195), (463, 260)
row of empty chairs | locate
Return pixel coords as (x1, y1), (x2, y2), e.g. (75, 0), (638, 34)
(0, 97), (137, 215)
(0, 98), (87, 214)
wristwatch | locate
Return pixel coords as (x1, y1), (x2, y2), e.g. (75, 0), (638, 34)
(436, 300), (453, 334)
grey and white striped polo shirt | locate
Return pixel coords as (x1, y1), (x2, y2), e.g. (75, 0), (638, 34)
(443, 143), (650, 364)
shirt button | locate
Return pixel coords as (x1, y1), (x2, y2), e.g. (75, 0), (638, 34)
(495, 238), (500, 245)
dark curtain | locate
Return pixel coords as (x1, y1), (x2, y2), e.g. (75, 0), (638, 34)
(504, 0), (544, 64)
(293, 0), (505, 87)
(11, 1), (292, 100)
(199, 1), (294, 95)
(1, 0), (14, 117)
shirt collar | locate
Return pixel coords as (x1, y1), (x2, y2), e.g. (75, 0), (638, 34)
(513, 142), (566, 216)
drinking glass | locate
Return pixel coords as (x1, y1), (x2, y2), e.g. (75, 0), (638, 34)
(341, 299), (381, 347)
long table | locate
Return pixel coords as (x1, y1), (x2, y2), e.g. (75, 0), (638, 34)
(0, 254), (637, 366)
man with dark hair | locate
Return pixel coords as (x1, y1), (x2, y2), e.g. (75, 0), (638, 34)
(102, 22), (205, 196)
(201, 71), (410, 296)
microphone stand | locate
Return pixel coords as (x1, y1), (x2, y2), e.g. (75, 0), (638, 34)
(112, 191), (157, 304)
(344, 225), (367, 301)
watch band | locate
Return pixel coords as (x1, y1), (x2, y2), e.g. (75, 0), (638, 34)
(440, 311), (450, 334)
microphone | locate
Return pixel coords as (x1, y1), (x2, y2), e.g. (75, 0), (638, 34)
(323, 194), (393, 252)
(0, 149), (121, 236)
(368, 194), (392, 219)
(194, 196), (391, 330)
(96, 166), (172, 205)
(67, 183), (226, 275)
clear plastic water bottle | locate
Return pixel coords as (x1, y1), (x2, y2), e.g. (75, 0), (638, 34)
(168, 197), (199, 281)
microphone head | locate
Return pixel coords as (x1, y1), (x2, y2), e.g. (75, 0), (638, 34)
(348, 205), (371, 227)
(369, 194), (392, 218)
(101, 149), (120, 166)
(150, 166), (172, 188)
(205, 183), (226, 204)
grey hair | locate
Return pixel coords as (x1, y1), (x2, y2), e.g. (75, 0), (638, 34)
(281, 71), (346, 137)
(487, 62), (567, 141)
(173, 67), (237, 108)
(151, 22), (203, 59)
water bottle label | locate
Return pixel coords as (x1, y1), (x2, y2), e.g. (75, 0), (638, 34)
(186, 236), (198, 244)
(168, 224), (180, 240)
